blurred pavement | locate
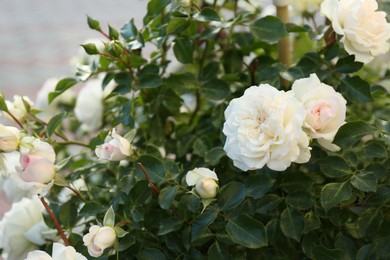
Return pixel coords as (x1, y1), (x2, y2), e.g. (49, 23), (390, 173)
(0, 0), (148, 98)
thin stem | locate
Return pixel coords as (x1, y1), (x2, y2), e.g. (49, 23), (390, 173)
(137, 162), (160, 195)
(6, 111), (23, 129)
(99, 29), (112, 41)
(66, 185), (86, 202)
(40, 197), (70, 246)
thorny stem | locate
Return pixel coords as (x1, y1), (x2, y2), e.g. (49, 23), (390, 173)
(137, 162), (160, 195)
(40, 196), (70, 246)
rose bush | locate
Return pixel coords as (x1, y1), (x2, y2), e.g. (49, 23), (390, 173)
(0, 0), (389, 259)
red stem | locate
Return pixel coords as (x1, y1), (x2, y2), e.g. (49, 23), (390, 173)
(40, 197), (70, 246)
(137, 163), (160, 195)
(99, 29), (111, 40)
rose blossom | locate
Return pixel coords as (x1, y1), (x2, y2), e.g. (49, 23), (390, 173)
(95, 129), (132, 161)
(83, 225), (116, 257)
(321, 0), (390, 63)
(223, 84), (311, 171)
(0, 124), (20, 152)
(25, 243), (87, 260)
(186, 168), (219, 199)
(0, 197), (56, 260)
(291, 74), (346, 151)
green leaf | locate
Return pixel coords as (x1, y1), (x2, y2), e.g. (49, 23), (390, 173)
(49, 78), (78, 104)
(250, 16), (288, 44)
(46, 112), (67, 137)
(53, 173), (68, 187)
(319, 156), (351, 178)
(320, 182), (352, 212)
(87, 15), (101, 30)
(226, 214), (267, 249)
(143, 0), (171, 25)
(205, 147), (225, 166)
(333, 121), (377, 148)
(138, 74), (163, 89)
(363, 141), (388, 158)
(158, 218), (183, 236)
(280, 207), (304, 242)
(114, 227), (128, 238)
(340, 76), (373, 103)
(222, 49), (243, 74)
(207, 241), (231, 260)
(81, 43), (99, 55)
(201, 62), (220, 81)
(103, 206), (115, 227)
(286, 191), (313, 210)
(218, 181), (246, 211)
(304, 211), (321, 233)
(312, 246), (349, 260)
(167, 17), (190, 35)
(195, 7), (221, 22)
(59, 200), (78, 228)
(350, 172), (378, 192)
(138, 248), (166, 260)
(191, 206), (218, 241)
(200, 79), (230, 101)
(335, 55), (363, 73)
(0, 92), (8, 112)
(173, 38), (193, 64)
(158, 186), (179, 210)
(79, 202), (106, 216)
(245, 174), (275, 199)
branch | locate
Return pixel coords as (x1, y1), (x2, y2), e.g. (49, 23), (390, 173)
(40, 196), (70, 246)
(137, 162), (160, 195)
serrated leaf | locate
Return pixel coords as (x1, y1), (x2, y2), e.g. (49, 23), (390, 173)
(158, 218), (183, 236)
(87, 15), (100, 30)
(0, 92), (8, 112)
(333, 121), (377, 148)
(304, 211), (321, 233)
(319, 156), (351, 178)
(167, 17), (190, 35)
(250, 16), (287, 44)
(280, 207), (304, 242)
(320, 182), (352, 212)
(59, 200), (78, 228)
(195, 7), (221, 22)
(173, 38), (193, 64)
(158, 186), (179, 210)
(218, 181), (246, 211)
(200, 79), (229, 101)
(208, 241), (231, 260)
(312, 246), (349, 260)
(350, 172), (378, 192)
(226, 214), (267, 249)
(103, 206), (115, 227)
(79, 202), (106, 216)
(47, 112), (67, 137)
(335, 55), (363, 73)
(340, 76), (372, 103)
(205, 147), (225, 165)
(245, 174), (274, 199)
(138, 74), (163, 89)
(49, 78), (78, 104)
(191, 206), (218, 241)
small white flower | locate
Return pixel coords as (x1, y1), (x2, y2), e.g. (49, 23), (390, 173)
(186, 168), (219, 199)
(0, 124), (20, 152)
(83, 225), (116, 257)
(25, 242), (87, 260)
(321, 0), (390, 63)
(0, 197), (55, 260)
(95, 129), (132, 161)
(292, 0), (323, 13)
(273, 0), (292, 7)
(223, 84), (311, 171)
(4, 95), (33, 121)
(291, 74), (346, 151)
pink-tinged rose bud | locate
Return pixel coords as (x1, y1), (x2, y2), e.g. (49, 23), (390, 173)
(0, 124), (20, 152)
(95, 129), (132, 161)
(20, 157), (55, 184)
(83, 225), (116, 257)
(195, 178), (219, 199)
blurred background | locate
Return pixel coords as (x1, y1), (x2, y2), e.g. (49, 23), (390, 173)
(0, 0), (148, 98)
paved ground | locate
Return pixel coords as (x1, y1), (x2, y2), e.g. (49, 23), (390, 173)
(0, 0), (148, 99)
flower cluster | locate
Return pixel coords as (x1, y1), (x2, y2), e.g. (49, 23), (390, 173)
(223, 73), (347, 171)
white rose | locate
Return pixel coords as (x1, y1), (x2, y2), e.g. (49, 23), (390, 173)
(223, 84), (311, 171)
(4, 95), (33, 121)
(186, 167), (219, 199)
(34, 78), (75, 121)
(291, 74), (346, 152)
(83, 225), (116, 257)
(292, 0), (323, 13)
(25, 243), (87, 260)
(95, 129), (132, 161)
(0, 197), (55, 260)
(321, 0), (390, 63)
(0, 124), (20, 152)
